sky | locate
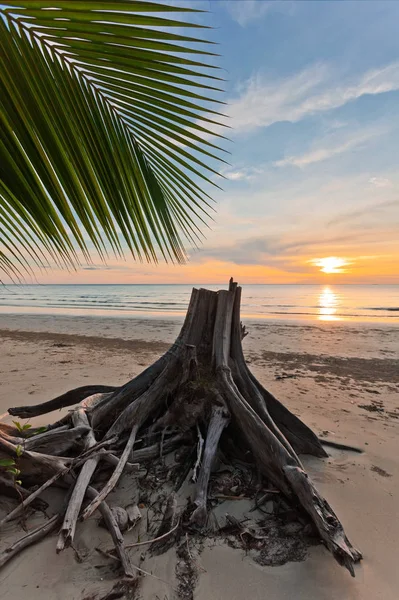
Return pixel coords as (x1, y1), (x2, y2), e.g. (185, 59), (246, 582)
(11, 0), (399, 284)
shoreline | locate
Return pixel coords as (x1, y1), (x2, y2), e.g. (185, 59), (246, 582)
(0, 305), (398, 325)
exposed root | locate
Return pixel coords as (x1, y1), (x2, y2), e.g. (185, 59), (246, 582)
(8, 385), (118, 419)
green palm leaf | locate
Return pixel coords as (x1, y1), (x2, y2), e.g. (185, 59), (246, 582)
(0, 1), (228, 277)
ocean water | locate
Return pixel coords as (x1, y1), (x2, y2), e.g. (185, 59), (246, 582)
(0, 284), (398, 324)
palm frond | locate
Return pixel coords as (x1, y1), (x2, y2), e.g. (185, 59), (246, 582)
(0, 1), (227, 276)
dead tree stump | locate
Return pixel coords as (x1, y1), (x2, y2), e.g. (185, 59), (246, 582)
(1, 280), (361, 577)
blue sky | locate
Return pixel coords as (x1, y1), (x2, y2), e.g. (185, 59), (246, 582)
(169, 0), (399, 284)
(7, 0), (398, 284)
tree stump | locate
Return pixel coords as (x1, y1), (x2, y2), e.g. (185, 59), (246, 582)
(1, 280), (361, 578)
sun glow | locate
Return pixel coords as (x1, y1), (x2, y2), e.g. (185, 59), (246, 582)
(310, 256), (350, 274)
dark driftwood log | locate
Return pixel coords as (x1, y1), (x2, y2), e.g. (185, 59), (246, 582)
(8, 385), (118, 419)
(2, 279), (361, 579)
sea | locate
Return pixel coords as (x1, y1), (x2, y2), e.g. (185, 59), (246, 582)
(0, 284), (398, 324)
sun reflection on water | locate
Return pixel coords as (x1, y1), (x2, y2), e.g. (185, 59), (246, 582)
(318, 287), (340, 321)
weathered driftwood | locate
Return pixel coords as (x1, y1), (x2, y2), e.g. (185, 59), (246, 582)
(81, 424), (139, 521)
(190, 404), (230, 526)
(86, 486), (135, 578)
(0, 280), (361, 579)
(0, 467), (68, 529)
(57, 411), (99, 551)
(0, 514), (61, 569)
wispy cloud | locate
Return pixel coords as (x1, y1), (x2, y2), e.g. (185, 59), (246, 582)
(220, 165), (263, 181)
(328, 199), (399, 227)
(274, 127), (383, 168)
(369, 176), (393, 188)
(226, 61), (399, 135)
(222, 1), (295, 26)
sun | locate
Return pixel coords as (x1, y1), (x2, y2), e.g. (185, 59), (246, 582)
(310, 257), (349, 274)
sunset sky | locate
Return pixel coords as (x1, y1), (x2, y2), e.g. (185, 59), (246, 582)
(12, 1), (399, 285)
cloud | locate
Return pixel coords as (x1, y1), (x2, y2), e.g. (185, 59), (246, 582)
(222, 1), (295, 26)
(327, 199), (399, 227)
(369, 176), (393, 188)
(222, 1), (273, 26)
(192, 232), (362, 267)
(274, 128), (383, 168)
(220, 166), (263, 181)
(226, 61), (399, 135)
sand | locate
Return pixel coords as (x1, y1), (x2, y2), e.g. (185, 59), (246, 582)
(0, 313), (398, 600)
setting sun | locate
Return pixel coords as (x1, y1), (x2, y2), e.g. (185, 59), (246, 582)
(310, 257), (350, 274)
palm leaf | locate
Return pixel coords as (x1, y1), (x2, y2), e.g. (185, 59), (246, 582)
(0, 1), (228, 277)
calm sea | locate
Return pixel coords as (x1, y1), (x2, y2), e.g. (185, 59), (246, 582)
(0, 284), (398, 324)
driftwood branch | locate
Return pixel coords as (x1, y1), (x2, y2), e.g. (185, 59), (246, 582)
(0, 514), (61, 569)
(81, 424), (139, 521)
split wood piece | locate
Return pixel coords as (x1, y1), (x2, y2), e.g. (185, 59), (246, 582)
(191, 426), (204, 483)
(150, 492), (179, 556)
(0, 475), (48, 512)
(81, 424), (139, 521)
(0, 466), (69, 529)
(190, 405), (230, 527)
(24, 425), (90, 455)
(57, 410), (99, 551)
(8, 385), (118, 419)
(86, 486), (135, 578)
(0, 435), (69, 481)
(126, 434), (185, 464)
(0, 513), (61, 569)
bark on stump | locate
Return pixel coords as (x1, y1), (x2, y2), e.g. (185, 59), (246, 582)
(1, 280), (361, 577)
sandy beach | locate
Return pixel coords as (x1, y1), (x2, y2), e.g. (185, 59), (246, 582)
(0, 313), (398, 600)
